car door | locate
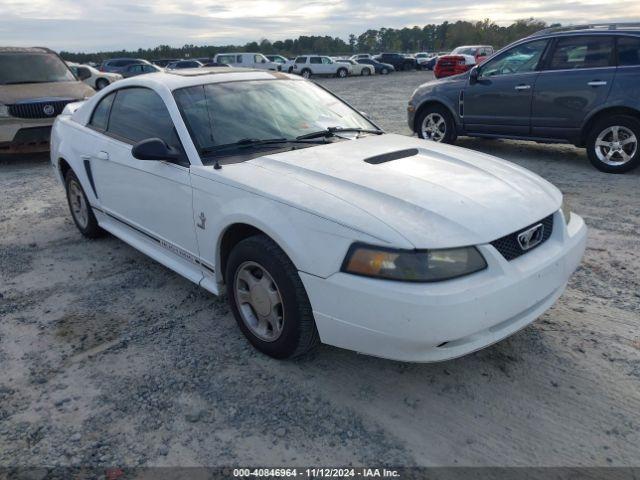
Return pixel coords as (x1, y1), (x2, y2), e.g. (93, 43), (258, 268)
(463, 39), (549, 136)
(87, 87), (199, 257)
(321, 57), (335, 74)
(309, 56), (322, 74)
(531, 35), (616, 139)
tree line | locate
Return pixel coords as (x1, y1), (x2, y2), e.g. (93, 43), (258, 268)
(61, 18), (554, 63)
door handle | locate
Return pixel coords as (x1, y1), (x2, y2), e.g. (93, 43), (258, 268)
(96, 151), (110, 161)
(514, 84), (531, 91)
(588, 80), (607, 87)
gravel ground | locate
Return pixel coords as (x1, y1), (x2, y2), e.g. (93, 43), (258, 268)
(1, 71), (639, 468)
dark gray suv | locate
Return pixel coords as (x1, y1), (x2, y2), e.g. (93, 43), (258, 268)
(408, 24), (640, 173)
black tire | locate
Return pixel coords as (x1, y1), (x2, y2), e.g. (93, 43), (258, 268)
(64, 170), (104, 238)
(301, 68), (312, 79)
(415, 104), (457, 144)
(225, 234), (320, 359)
(361, 68), (370, 76)
(381, 67), (389, 75)
(586, 115), (640, 173)
(337, 68), (348, 78)
(96, 78), (109, 90)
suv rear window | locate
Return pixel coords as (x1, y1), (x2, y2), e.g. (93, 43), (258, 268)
(617, 36), (640, 66)
(547, 36), (614, 70)
(0, 52), (76, 85)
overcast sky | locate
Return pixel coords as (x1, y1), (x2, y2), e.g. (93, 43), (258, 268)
(1, 0), (637, 52)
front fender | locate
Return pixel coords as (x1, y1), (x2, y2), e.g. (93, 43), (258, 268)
(191, 176), (384, 284)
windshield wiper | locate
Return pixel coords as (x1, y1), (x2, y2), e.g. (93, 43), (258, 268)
(200, 137), (326, 156)
(296, 127), (383, 140)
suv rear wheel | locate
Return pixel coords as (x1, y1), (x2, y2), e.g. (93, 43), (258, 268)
(587, 115), (640, 173)
(416, 105), (456, 144)
(337, 67), (348, 78)
(300, 68), (311, 79)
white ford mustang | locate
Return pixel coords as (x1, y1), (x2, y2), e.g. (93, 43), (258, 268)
(50, 67), (587, 362)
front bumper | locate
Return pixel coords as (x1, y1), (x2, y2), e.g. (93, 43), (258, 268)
(301, 211), (587, 362)
(0, 117), (54, 154)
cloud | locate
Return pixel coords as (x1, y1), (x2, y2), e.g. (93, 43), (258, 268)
(0, 0), (637, 51)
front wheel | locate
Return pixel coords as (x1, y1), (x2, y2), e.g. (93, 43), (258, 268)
(381, 67), (389, 75)
(416, 105), (456, 144)
(337, 68), (348, 78)
(361, 68), (371, 76)
(586, 115), (640, 173)
(301, 68), (311, 79)
(225, 235), (320, 359)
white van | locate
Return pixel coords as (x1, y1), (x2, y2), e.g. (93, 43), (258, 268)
(213, 52), (280, 71)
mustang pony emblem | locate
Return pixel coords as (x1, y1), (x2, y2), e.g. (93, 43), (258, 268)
(517, 223), (544, 251)
(196, 212), (206, 230)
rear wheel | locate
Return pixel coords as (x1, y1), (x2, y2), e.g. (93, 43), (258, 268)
(381, 67), (389, 75)
(64, 170), (104, 238)
(337, 68), (348, 78)
(225, 235), (320, 359)
(361, 68), (371, 76)
(416, 105), (456, 144)
(301, 68), (311, 79)
(587, 115), (640, 173)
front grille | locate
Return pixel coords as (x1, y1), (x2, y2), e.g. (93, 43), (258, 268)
(491, 215), (554, 261)
(8, 100), (75, 119)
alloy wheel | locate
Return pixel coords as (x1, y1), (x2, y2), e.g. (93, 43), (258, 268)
(233, 261), (284, 342)
(595, 125), (637, 166)
(421, 113), (446, 142)
(68, 180), (89, 229)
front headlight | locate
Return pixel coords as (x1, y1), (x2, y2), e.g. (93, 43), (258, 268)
(561, 197), (572, 225)
(0, 104), (9, 118)
(341, 244), (487, 282)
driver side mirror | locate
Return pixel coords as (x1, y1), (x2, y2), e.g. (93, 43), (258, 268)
(132, 138), (182, 162)
(469, 66), (480, 84)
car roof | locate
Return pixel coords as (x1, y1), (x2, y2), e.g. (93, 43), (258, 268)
(0, 46), (55, 54)
(136, 68), (299, 89)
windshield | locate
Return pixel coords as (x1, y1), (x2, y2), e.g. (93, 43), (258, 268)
(451, 47), (477, 56)
(0, 53), (76, 85)
(174, 79), (376, 156)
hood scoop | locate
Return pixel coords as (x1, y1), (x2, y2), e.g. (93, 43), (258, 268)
(364, 148), (418, 164)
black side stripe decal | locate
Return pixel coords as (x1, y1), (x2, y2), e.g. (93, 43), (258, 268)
(83, 159), (99, 198)
(91, 206), (215, 274)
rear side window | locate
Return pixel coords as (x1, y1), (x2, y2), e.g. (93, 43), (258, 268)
(617, 36), (640, 66)
(236, 55), (243, 63)
(90, 92), (115, 131)
(106, 88), (181, 151)
(295, 57), (306, 64)
(310, 57), (322, 64)
(547, 36), (614, 70)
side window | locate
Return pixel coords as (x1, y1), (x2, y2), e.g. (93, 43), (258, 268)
(617, 36), (640, 66)
(236, 55), (243, 63)
(480, 39), (548, 77)
(106, 88), (181, 152)
(321, 57), (332, 64)
(295, 57), (306, 64)
(547, 36), (614, 70)
(143, 65), (156, 72)
(89, 92), (116, 131)
(310, 57), (322, 64)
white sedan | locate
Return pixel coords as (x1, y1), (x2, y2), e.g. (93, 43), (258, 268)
(67, 62), (122, 90)
(50, 68), (587, 362)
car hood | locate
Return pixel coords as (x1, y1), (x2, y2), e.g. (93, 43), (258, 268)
(250, 134), (561, 248)
(0, 81), (94, 104)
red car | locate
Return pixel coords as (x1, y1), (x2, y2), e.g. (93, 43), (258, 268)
(433, 45), (494, 79)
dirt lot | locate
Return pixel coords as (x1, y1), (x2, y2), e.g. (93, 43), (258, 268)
(1, 71), (639, 468)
